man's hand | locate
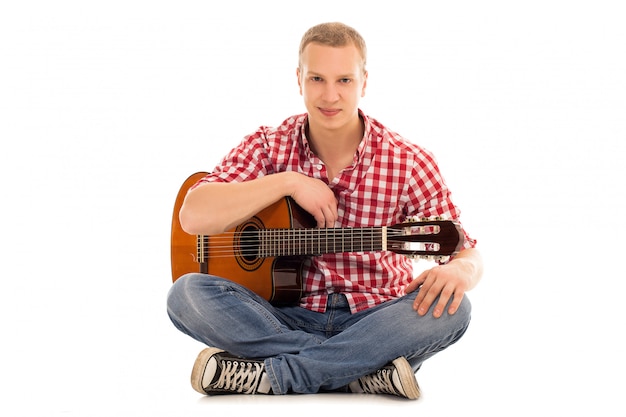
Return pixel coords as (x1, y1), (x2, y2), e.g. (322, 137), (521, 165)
(406, 248), (482, 318)
(288, 173), (338, 228)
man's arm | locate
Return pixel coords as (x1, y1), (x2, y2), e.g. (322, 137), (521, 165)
(179, 171), (339, 235)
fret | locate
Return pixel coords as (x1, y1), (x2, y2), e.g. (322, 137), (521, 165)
(298, 228), (304, 256)
(258, 230), (264, 257)
(274, 229), (278, 256)
(280, 228), (285, 256)
(381, 227), (387, 251)
(340, 229), (343, 252)
(359, 228), (364, 252)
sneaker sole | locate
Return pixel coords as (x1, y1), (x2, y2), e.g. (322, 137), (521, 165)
(191, 347), (225, 395)
(392, 357), (421, 400)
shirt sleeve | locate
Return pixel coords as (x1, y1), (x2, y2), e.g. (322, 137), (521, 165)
(192, 128), (274, 187)
(406, 148), (477, 251)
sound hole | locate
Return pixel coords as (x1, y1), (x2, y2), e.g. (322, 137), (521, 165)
(240, 225), (259, 263)
(234, 218), (264, 272)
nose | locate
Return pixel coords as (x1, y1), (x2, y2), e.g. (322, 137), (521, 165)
(321, 82), (339, 103)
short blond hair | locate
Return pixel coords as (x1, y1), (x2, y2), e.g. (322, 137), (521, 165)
(298, 22), (367, 73)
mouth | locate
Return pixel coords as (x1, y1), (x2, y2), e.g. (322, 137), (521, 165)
(318, 108), (341, 117)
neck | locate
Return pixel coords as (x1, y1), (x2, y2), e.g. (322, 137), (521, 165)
(307, 116), (364, 171)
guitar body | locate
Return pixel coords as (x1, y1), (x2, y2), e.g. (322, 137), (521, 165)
(171, 172), (314, 304)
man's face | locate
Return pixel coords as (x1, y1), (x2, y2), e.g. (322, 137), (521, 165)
(297, 43), (367, 134)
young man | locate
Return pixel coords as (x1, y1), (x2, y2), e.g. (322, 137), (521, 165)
(167, 22), (482, 399)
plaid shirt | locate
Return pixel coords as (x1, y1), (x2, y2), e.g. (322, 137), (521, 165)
(197, 110), (476, 313)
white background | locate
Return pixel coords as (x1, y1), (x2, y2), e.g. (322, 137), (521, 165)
(1, 0), (624, 415)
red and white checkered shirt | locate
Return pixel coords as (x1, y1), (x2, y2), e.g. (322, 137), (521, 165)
(196, 110), (476, 313)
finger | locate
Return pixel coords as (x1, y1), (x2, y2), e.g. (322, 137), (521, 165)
(415, 281), (442, 316)
(413, 267), (440, 312)
(330, 202), (339, 223)
(413, 269), (428, 287)
(432, 286), (453, 318)
(415, 297), (433, 316)
(447, 291), (465, 315)
(322, 204), (337, 228)
(411, 270), (430, 308)
(432, 283), (460, 318)
(314, 212), (327, 228)
(406, 278), (420, 295)
(324, 211), (335, 228)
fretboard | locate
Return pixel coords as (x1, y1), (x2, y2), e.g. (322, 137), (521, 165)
(257, 227), (387, 257)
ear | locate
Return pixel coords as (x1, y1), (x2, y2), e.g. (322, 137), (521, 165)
(361, 70), (368, 98)
(296, 67), (303, 95)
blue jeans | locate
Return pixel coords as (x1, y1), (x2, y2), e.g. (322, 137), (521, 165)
(167, 273), (471, 394)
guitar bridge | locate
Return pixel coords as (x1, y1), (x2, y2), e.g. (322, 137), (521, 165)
(197, 234), (209, 273)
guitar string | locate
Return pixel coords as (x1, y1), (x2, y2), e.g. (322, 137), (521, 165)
(197, 229), (434, 244)
(196, 228), (427, 239)
(200, 244), (439, 257)
(195, 228), (439, 258)
(201, 232), (386, 256)
(199, 248), (439, 258)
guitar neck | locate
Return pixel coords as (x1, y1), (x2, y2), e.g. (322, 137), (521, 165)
(257, 227), (386, 257)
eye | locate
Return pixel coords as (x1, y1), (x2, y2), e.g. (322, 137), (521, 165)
(339, 78), (352, 84)
(310, 76), (323, 82)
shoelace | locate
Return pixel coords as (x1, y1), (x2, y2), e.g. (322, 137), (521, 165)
(214, 360), (264, 394)
(359, 368), (399, 396)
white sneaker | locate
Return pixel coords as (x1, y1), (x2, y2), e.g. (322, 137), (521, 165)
(191, 347), (272, 395)
(349, 357), (421, 399)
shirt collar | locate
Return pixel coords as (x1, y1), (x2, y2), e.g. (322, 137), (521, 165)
(299, 109), (372, 166)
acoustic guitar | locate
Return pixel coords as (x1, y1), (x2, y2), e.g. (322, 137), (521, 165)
(171, 172), (464, 304)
